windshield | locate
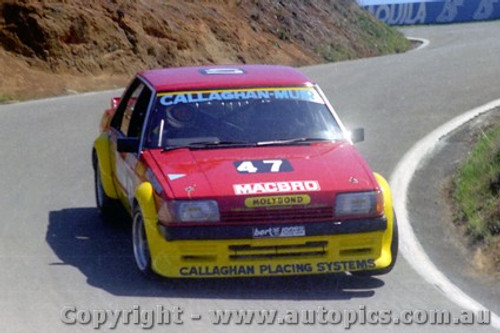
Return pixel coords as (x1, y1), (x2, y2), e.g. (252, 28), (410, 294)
(144, 87), (344, 148)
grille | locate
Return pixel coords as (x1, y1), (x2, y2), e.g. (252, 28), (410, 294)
(228, 241), (328, 260)
(221, 207), (333, 223)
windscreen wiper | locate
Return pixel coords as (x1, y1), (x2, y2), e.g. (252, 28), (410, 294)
(256, 137), (335, 146)
(162, 145), (191, 152)
(190, 140), (254, 146)
(163, 140), (255, 152)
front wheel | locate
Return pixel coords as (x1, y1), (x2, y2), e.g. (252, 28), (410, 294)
(132, 206), (153, 276)
(352, 211), (399, 276)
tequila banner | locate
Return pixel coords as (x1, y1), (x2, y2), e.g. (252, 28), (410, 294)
(358, 0), (500, 25)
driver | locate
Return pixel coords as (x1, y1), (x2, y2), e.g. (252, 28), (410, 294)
(165, 103), (201, 139)
(166, 103), (197, 129)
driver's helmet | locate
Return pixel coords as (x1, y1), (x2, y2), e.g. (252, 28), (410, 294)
(166, 103), (197, 128)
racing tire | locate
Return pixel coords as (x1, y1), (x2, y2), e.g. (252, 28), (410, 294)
(132, 206), (153, 276)
(93, 158), (119, 221)
(352, 210), (399, 276)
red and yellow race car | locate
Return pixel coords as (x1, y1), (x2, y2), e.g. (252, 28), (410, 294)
(92, 65), (398, 278)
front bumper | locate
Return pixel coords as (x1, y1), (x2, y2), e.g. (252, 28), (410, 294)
(144, 219), (393, 278)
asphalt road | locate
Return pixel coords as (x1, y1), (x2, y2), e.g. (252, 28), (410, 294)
(1, 22), (500, 332)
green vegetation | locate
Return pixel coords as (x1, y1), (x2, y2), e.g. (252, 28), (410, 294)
(276, 27), (290, 42)
(0, 94), (16, 103)
(356, 13), (411, 55)
(315, 43), (356, 62)
(314, 13), (411, 63)
(453, 124), (500, 242)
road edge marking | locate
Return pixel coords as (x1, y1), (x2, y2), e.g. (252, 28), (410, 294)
(0, 88), (124, 107)
(406, 37), (430, 51)
(390, 99), (500, 329)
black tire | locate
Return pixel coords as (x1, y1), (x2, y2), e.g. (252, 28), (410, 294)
(352, 210), (399, 276)
(93, 153), (119, 220)
(132, 206), (153, 276)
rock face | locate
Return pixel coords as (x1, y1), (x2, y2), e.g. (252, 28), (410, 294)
(0, 0), (409, 75)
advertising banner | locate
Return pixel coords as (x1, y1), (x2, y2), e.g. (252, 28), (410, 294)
(358, 0), (500, 25)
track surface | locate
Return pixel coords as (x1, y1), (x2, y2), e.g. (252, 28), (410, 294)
(1, 23), (499, 332)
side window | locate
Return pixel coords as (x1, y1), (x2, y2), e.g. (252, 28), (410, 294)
(120, 84), (144, 135)
(110, 79), (152, 138)
(127, 86), (152, 137)
(110, 79), (140, 133)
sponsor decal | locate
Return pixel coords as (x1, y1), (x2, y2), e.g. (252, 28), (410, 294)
(235, 159), (293, 174)
(257, 260), (375, 275)
(252, 225), (306, 238)
(178, 260), (376, 277)
(158, 88), (324, 106)
(179, 265), (255, 277)
(168, 173), (186, 181)
(258, 263), (313, 275)
(233, 180), (320, 195)
(184, 185), (196, 197)
(316, 259), (376, 272)
(245, 194), (311, 208)
(361, 0), (500, 25)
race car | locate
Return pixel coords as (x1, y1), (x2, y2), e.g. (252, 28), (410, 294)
(92, 65), (398, 278)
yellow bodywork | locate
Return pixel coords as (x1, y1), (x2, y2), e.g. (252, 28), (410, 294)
(94, 133), (119, 200)
(132, 173), (396, 278)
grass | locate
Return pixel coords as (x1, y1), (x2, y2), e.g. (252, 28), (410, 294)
(314, 13), (411, 63)
(453, 124), (500, 242)
(0, 94), (18, 104)
(355, 13), (411, 55)
(315, 43), (356, 62)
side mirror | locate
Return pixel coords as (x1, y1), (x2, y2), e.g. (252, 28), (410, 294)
(117, 137), (140, 153)
(351, 128), (365, 143)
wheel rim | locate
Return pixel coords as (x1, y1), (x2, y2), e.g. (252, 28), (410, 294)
(132, 211), (150, 271)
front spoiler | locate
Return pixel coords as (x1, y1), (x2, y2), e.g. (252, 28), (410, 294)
(146, 230), (391, 278)
(160, 217), (387, 241)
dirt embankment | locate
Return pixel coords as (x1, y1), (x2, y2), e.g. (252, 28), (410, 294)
(0, 0), (409, 101)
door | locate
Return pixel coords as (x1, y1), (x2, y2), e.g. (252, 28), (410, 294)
(108, 79), (153, 210)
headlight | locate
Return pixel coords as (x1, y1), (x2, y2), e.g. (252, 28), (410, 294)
(335, 191), (383, 217)
(158, 200), (220, 223)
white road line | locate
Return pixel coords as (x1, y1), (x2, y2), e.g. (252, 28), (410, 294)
(406, 37), (430, 51)
(390, 99), (500, 329)
(0, 89), (123, 107)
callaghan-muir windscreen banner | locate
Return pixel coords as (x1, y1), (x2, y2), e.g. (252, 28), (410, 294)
(357, 0), (500, 25)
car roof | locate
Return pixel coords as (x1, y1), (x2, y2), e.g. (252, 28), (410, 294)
(138, 65), (314, 92)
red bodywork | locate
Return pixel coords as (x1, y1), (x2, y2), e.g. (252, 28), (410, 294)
(141, 142), (380, 228)
(139, 65), (314, 91)
(104, 65), (381, 224)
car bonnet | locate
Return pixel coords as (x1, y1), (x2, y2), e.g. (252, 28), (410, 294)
(143, 142), (379, 207)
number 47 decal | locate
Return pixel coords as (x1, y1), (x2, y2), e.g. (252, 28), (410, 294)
(234, 159), (293, 173)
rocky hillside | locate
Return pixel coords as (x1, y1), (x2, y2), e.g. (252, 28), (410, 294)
(0, 0), (410, 101)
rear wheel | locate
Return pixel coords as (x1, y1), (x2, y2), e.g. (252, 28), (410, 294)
(93, 157), (119, 220)
(132, 206), (153, 276)
(352, 211), (399, 276)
